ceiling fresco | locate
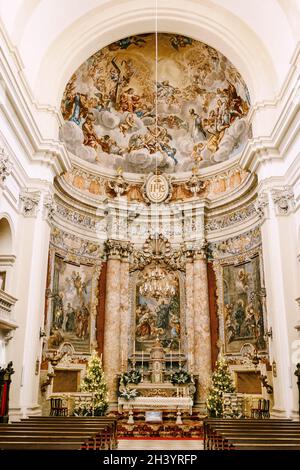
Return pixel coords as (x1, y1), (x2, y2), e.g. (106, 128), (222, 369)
(60, 33), (250, 174)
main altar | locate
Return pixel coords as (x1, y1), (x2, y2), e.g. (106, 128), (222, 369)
(118, 337), (195, 424)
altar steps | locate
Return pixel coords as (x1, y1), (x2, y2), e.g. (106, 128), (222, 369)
(116, 411), (204, 439)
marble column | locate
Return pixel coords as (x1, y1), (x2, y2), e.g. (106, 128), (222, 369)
(185, 252), (194, 371)
(119, 245), (131, 374)
(103, 240), (122, 408)
(193, 247), (212, 408)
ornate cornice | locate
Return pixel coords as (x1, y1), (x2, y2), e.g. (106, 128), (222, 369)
(208, 227), (261, 260)
(50, 226), (103, 263)
(55, 202), (98, 230)
(205, 203), (257, 232)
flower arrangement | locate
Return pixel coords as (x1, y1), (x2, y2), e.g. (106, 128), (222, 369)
(170, 368), (192, 385)
(120, 369), (142, 386)
(119, 387), (139, 401)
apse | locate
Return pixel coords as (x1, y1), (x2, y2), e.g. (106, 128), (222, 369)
(60, 33), (250, 174)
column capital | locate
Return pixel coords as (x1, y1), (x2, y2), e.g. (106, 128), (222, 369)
(105, 239), (132, 260)
(271, 186), (295, 216)
(184, 240), (208, 261)
(19, 189), (41, 217)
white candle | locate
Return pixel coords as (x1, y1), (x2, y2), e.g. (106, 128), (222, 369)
(142, 351), (144, 369)
(179, 340), (181, 367)
(170, 350), (173, 370)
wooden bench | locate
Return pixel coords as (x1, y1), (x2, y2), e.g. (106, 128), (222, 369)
(203, 418), (300, 450)
(0, 416), (118, 450)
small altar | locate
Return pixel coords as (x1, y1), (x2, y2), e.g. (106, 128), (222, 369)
(118, 396), (193, 424)
(118, 337), (195, 424)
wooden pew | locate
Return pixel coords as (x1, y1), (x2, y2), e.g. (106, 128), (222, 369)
(203, 418), (300, 450)
(0, 425), (112, 450)
(21, 416), (118, 441)
(0, 416), (118, 450)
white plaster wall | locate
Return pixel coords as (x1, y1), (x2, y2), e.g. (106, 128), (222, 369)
(0, 0), (300, 417)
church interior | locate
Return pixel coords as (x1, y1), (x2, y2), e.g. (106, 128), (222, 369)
(0, 0), (300, 452)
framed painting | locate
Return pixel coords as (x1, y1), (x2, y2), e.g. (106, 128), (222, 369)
(221, 255), (267, 354)
(47, 255), (96, 354)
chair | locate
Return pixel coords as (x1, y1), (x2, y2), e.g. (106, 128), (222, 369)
(261, 399), (270, 418)
(250, 398), (262, 419)
(250, 398), (270, 419)
(50, 397), (68, 416)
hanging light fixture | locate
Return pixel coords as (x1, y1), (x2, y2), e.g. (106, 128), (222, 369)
(139, 265), (176, 300)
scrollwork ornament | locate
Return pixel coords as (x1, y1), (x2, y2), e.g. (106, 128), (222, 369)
(184, 172), (207, 197)
(43, 194), (57, 222)
(0, 148), (12, 186)
(108, 170), (129, 198)
(254, 192), (269, 220)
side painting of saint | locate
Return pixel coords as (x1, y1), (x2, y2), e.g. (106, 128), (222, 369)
(48, 256), (94, 353)
(135, 273), (181, 352)
(222, 255), (266, 354)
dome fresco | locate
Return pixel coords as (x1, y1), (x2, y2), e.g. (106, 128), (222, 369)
(60, 33), (250, 174)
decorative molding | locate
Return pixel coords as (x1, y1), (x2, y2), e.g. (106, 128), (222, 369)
(205, 203), (257, 232)
(184, 173), (207, 198)
(254, 192), (269, 220)
(0, 148), (12, 186)
(56, 203), (97, 229)
(0, 289), (17, 332)
(19, 190), (41, 217)
(208, 227), (261, 260)
(295, 297), (300, 333)
(130, 234), (186, 272)
(43, 193), (57, 222)
(50, 226), (103, 264)
(107, 172), (129, 198)
(271, 186), (295, 215)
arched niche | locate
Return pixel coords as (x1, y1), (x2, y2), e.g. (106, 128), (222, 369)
(0, 217), (13, 255)
(0, 216), (16, 292)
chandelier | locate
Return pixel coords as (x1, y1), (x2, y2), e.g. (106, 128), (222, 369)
(139, 265), (176, 300)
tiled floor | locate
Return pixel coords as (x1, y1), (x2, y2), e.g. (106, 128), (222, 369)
(118, 439), (203, 450)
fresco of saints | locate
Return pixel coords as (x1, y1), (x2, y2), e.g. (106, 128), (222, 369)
(82, 113), (102, 149)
